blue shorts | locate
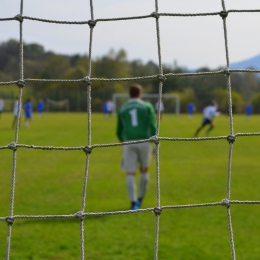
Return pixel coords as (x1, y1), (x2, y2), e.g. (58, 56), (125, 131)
(202, 118), (212, 126)
(25, 112), (32, 118)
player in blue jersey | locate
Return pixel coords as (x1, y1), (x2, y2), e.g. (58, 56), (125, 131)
(187, 103), (195, 120)
(245, 104), (252, 120)
(37, 98), (45, 118)
(24, 98), (33, 128)
(117, 84), (156, 210)
(103, 101), (109, 118)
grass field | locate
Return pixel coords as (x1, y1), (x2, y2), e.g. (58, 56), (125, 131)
(0, 112), (260, 260)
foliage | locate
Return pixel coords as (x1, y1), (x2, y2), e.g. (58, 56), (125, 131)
(251, 92), (260, 113)
(212, 88), (244, 113)
(0, 39), (260, 113)
(179, 88), (197, 112)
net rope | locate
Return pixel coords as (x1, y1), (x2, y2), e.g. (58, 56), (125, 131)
(1, 0), (260, 259)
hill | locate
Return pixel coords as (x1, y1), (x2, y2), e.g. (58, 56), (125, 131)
(230, 54), (260, 70)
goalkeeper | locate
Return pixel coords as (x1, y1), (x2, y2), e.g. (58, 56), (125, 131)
(116, 84), (156, 210)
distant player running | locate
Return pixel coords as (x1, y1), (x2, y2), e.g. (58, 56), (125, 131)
(117, 84), (156, 210)
(194, 100), (220, 137)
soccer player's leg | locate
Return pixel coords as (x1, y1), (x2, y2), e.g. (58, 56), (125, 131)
(136, 142), (151, 208)
(122, 144), (138, 209)
(205, 121), (214, 136)
(194, 118), (207, 137)
(24, 113), (31, 127)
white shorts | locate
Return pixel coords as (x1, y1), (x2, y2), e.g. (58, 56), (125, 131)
(121, 142), (152, 173)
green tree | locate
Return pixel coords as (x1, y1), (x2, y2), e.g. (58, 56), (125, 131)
(212, 87), (244, 113)
(251, 93), (260, 113)
(231, 72), (260, 102)
(232, 90), (244, 113)
(178, 88), (197, 113)
(42, 55), (70, 79)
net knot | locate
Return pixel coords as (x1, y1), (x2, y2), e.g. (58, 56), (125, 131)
(88, 20), (96, 28)
(153, 207), (162, 215)
(83, 146), (92, 154)
(14, 14), (23, 22)
(221, 198), (230, 207)
(5, 217), (15, 226)
(156, 74), (166, 82)
(227, 135), (236, 144)
(83, 76), (91, 85)
(221, 68), (230, 76)
(17, 80), (26, 88)
(75, 211), (85, 220)
(151, 12), (159, 19)
(149, 136), (159, 145)
(220, 11), (228, 19)
(8, 142), (17, 151)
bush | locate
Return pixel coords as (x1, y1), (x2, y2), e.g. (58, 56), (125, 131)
(251, 93), (260, 113)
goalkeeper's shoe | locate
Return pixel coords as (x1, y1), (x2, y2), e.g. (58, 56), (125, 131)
(131, 204), (138, 210)
(130, 202), (139, 210)
(135, 199), (142, 208)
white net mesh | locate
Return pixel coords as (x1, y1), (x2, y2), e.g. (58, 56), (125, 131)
(1, 1), (260, 259)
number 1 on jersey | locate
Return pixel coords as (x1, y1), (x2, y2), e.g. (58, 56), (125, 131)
(129, 108), (138, 126)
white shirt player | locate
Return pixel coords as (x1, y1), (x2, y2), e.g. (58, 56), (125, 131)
(203, 105), (219, 120)
(13, 100), (22, 116)
(155, 101), (165, 112)
(106, 101), (114, 112)
(0, 98), (4, 111)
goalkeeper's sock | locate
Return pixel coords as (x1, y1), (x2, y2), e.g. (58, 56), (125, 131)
(138, 173), (149, 200)
(126, 175), (136, 203)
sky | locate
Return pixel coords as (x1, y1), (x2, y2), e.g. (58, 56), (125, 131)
(1, 0), (260, 69)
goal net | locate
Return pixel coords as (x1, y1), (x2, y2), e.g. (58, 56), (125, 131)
(1, 1), (260, 260)
(46, 98), (70, 112)
(112, 93), (180, 115)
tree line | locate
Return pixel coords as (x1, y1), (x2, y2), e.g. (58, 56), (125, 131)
(1, 39), (260, 113)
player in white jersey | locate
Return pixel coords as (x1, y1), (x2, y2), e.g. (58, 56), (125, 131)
(103, 100), (114, 118)
(12, 97), (22, 129)
(194, 100), (220, 137)
(0, 97), (4, 119)
(106, 100), (114, 115)
(155, 100), (165, 120)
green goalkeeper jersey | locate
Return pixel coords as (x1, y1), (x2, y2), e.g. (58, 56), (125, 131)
(117, 99), (156, 141)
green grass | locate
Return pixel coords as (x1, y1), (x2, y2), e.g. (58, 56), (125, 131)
(0, 112), (260, 259)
